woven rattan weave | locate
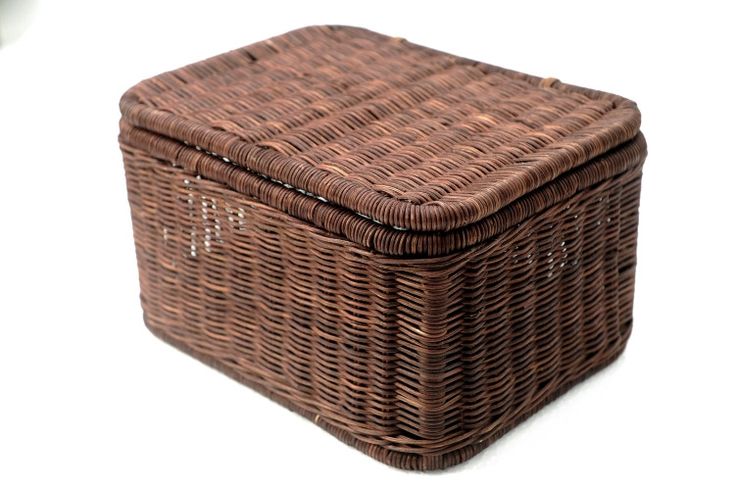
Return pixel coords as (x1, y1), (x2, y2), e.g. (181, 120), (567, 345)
(119, 26), (646, 470)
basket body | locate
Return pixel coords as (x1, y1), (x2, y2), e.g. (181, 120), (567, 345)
(119, 26), (646, 470)
(121, 141), (643, 470)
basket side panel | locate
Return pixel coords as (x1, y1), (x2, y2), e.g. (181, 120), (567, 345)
(397, 163), (641, 468)
(122, 142), (430, 463)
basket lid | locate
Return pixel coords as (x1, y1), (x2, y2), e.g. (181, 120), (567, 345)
(120, 26), (641, 233)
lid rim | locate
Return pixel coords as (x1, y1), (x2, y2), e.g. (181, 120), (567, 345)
(120, 120), (646, 257)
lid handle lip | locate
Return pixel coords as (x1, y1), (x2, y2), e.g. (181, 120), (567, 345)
(539, 77), (561, 89)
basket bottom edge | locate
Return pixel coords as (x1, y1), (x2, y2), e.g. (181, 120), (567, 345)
(143, 319), (630, 471)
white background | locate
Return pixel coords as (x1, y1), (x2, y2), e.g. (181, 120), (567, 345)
(1, 1), (734, 488)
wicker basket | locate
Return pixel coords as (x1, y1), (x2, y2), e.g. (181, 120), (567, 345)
(119, 26), (646, 470)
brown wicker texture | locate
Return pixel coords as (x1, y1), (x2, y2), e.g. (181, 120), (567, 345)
(119, 26), (646, 470)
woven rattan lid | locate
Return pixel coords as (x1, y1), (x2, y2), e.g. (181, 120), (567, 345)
(121, 26), (641, 234)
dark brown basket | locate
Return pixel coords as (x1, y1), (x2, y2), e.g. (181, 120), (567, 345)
(119, 26), (646, 470)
